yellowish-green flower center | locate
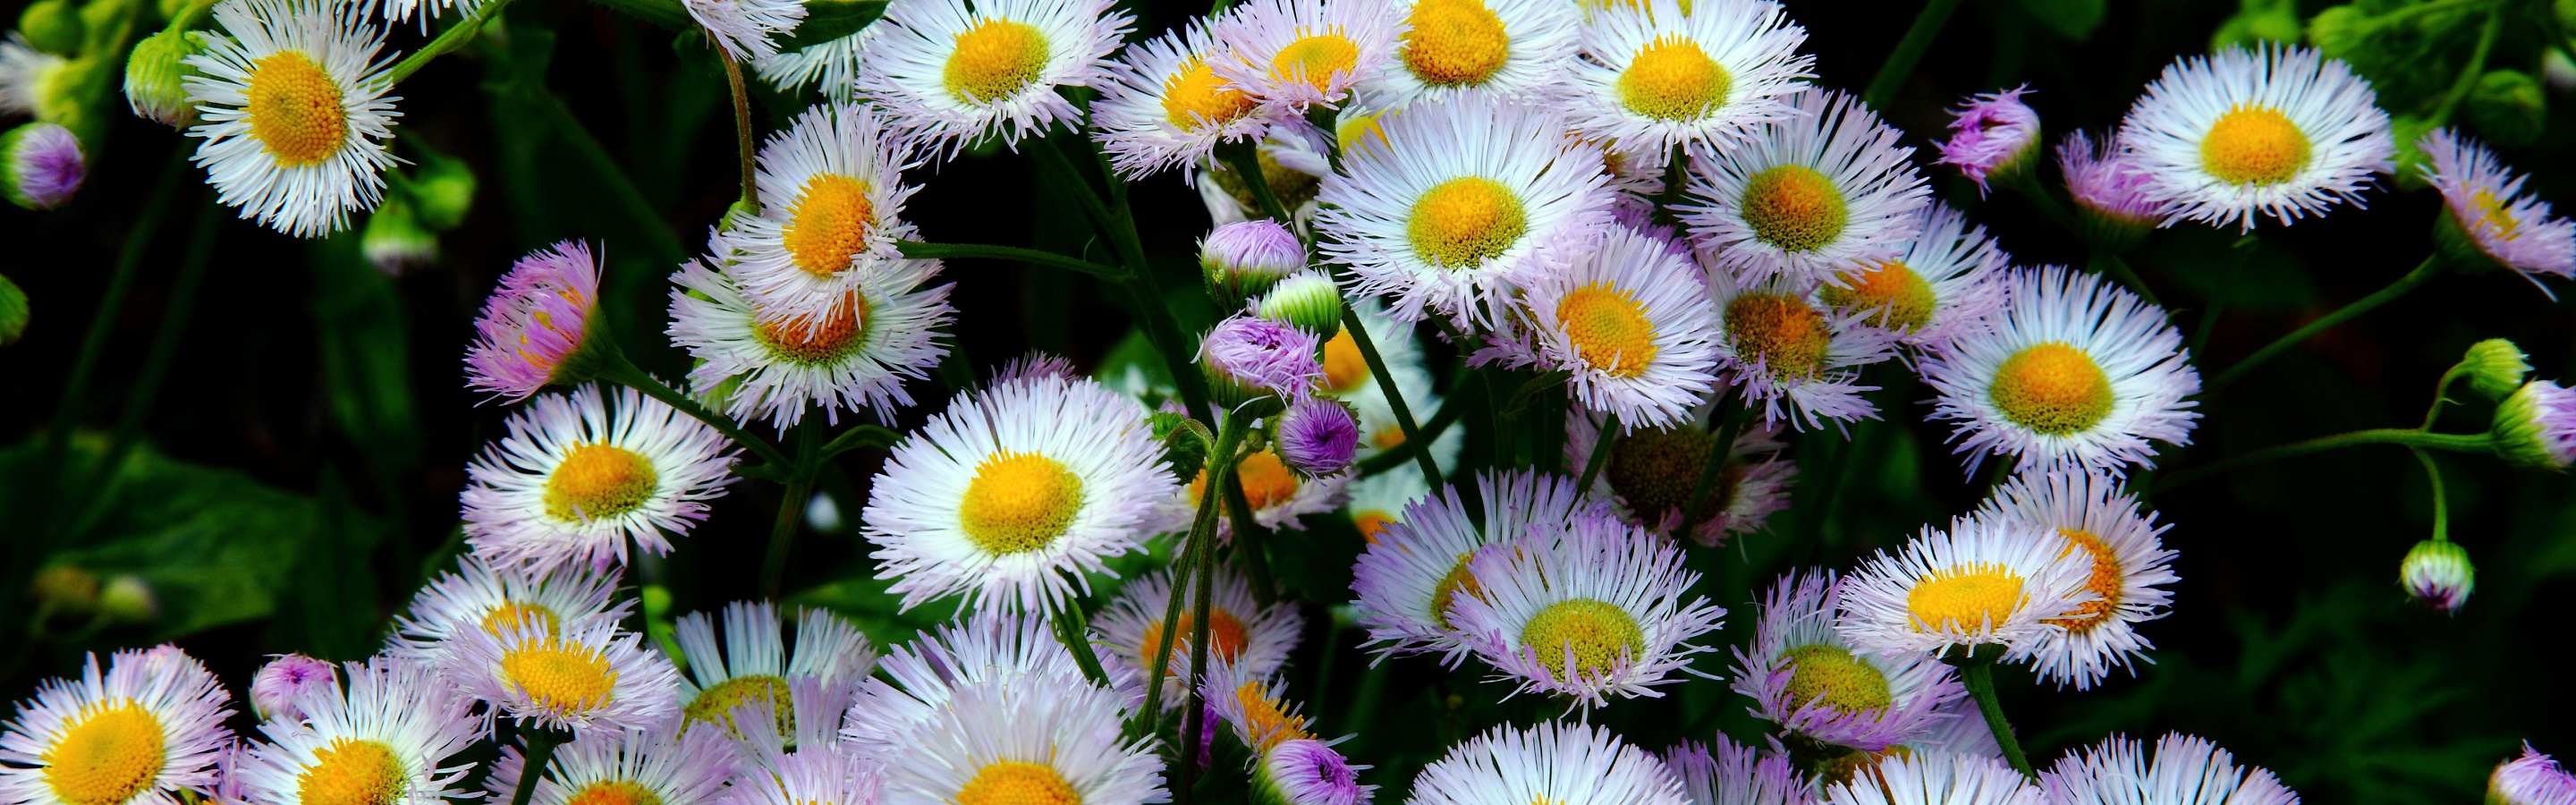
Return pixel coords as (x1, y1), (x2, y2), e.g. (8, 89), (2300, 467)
(957, 452), (1085, 555)
(565, 780), (662, 805)
(1160, 57), (1256, 132)
(1408, 176), (1527, 268)
(43, 703), (165, 805)
(1988, 343), (2114, 436)
(2467, 189), (2521, 238)
(544, 444), (659, 523)
(1906, 564), (2025, 633)
(1818, 260), (1936, 333)
(296, 739), (407, 805)
(1724, 292), (1832, 380)
(955, 760), (1080, 805)
(783, 174), (877, 278)
(942, 19), (1050, 105)
(1617, 34), (1730, 122)
(246, 51), (347, 167)
(2043, 528), (2123, 632)
(1270, 32), (1360, 92)
(501, 637), (620, 716)
(1520, 597), (1645, 679)
(682, 674), (792, 734)
(1779, 644), (1893, 713)
(1401, 0), (1510, 87)
(753, 292), (871, 366)
(1740, 165), (1847, 253)
(1555, 283), (1659, 378)
(2199, 105), (2309, 186)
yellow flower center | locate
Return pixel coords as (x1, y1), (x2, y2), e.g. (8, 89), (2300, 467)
(1605, 426), (1741, 527)
(1428, 553), (1483, 629)
(1231, 681), (1311, 752)
(1401, 0), (1509, 87)
(2043, 528), (2124, 632)
(681, 674), (792, 734)
(2468, 189), (2521, 238)
(500, 638), (620, 716)
(1139, 607), (1251, 665)
(1371, 426), (1404, 450)
(1724, 292), (1831, 380)
(1779, 644), (1893, 713)
(1617, 34), (1730, 122)
(1189, 450), (1301, 512)
(1353, 511), (1394, 542)
(1407, 176), (1527, 268)
(1555, 283), (1659, 378)
(943, 19), (1050, 105)
(1320, 327), (1369, 394)
(1337, 112), (1386, 154)
(297, 739), (407, 805)
(479, 602), (561, 637)
(1740, 165), (1847, 253)
(1160, 57), (1256, 132)
(1988, 343), (2114, 436)
(543, 444), (659, 523)
(43, 703), (165, 805)
(958, 452), (1086, 555)
(753, 292), (871, 366)
(1818, 260), (1936, 333)
(1520, 597), (1644, 679)
(246, 51), (347, 167)
(955, 760), (1080, 805)
(2199, 105), (2309, 186)
(1270, 32), (1360, 92)
(783, 174), (877, 278)
(1906, 564), (2025, 632)
(565, 781), (662, 805)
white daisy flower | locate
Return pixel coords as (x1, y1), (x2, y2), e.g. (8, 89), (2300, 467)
(672, 601), (878, 733)
(1729, 570), (1962, 751)
(845, 610), (1139, 758)
(1563, 406), (1795, 547)
(873, 674), (1165, 805)
(0, 648), (233, 805)
(2420, 128), (2576, 287)
(1090, 566), (1304, 709)
(718, 742), (880, 805)
(1196, 124), (1335, 228)
(1365, 0), (1580, 109)
(1562, 0), (1812, 154)
(1479, 225), (1722, 430)
(856, 0), (1131, 155)
(231, 657), (484, 805)
(1920, 265), (2199, 477)
(386, 555), (627, 661)
(182, 0), (401, 238)
(2043, 733), (2299, 805)
(2117, 44), (2394, 231)
(1662, 735), (1817, 805)
(860, 372), (1177, 613)
(1318, 95), (1615, 326)
(1706, 266), (1902, 430)
(755, 25), (879, 102)
(1974, 469), (2176, 690)
(666, 255), (953, 429)
(1838, 515), (2094, 660)
(1823, 751), (2043, 805)
(1093, 18), (1278, 179)
(437, 613), (682, 735)
(1211, 0), (1402, 114)
(1681, 89), (1929, 285)
(1351, 470), (1609, 662)
(708, 101), (926, 321)
(686, 0), (807, 63)
(460, 384), (741, 573)
(1409, 722), (1688, 805)
(1813, 203), (2008, 351)
(479, 727), (737, 805)
(1449, 513), (1725, 708)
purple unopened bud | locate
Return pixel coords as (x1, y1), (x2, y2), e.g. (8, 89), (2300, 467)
(2491, 745), (2576, 805)
(2056, 131), (2169, 251)
(1200, 314), (1323, 413)
(1202, 219), (1306, 307)
(250, 654), (337, 723)
(1275, 396), (1358, 478)
(2, 122), (85, 210)
(1258, 738), (1373, 805)
(1937, 87), (2040, 193)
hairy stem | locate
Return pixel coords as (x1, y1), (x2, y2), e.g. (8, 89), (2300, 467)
(896, 241), (1127, 279)
(722, 54), (758, 209)
(2208, 255), (2442, 394)
(1955, 656), (2037, 780)
(758, 420), (818, 599)
(2155, 428), (2494, 493)
(382, 0), (521, 85)
(1575, 412), (1619, 494)
(1052, 599), (1113, 686)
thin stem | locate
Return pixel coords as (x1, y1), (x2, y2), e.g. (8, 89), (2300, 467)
(595, 355), (793, 469)
(506, 727), (570, 805)
(2429, 9), (2503, 127)
(1032, 139), (1214, 424)
(1956, 657), (2037, 780)
(1140, 418), (1244, 727)
(1575, 412), (1619, 494)
(72, 199), (222, 530)
(2423, 362), (2470, 430)
(2208, 255), (2442, 394)
(896, 241), (1127, 280)
(2412, 447), (2450, 542)
(2089, 250), (2161, 309)
(2007, 169), (2081, 237)
(758, 420), (818, 599)
(1216, 139), (1292, 225)
(1051, 600), (1113, 686)
(1679, 399), (1752, 538)
(1356, 373), (1469, 478)
(1177, 494), (1223, 802)
(1222, 474), (1279, 606)
(1343, 307), (1444, 487)
(2155, 428), (2495, 493)
(721, 55), (758, 209)
(1860, 0), (1965, 111)
(1650, 144), (1690, 227)
(382, 0), (519, 86)
(531, 88), (690, 265)
(2188, 237), (2259, 360)
(46, 148), (188, 453)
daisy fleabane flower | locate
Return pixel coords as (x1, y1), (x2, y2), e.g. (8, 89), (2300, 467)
(1200, 659), (1316, 756)
(2118, 44), (2394, 231)
(1092, 19), (1276, 180)
(465, 242), (604, 403)
(685, 0), (807, 62)
(386, 553), (627, 661)
(858, 0), (1131, 156)
(0, 647), (233, 805)
(2043, 733), (2298, 805)
(1564, 408), (1796, 547)
(1563, 0), (1812, 154)
(231, 657), (484, 805)
(844, 611), (1140, 758)
(1091, 566), (1304, 710)
(1259, 738), (1373, 805)
(1409, 722), (1687, 805)
(1729, 571), (1962, 751)
(1681, 89), (1930, 285)
(672, 601), (878, 732)
(460, 384), (741, 572)
(860, 371), (1177, 613)
(1977, 469), (2176, 690)
(0, 35), (69, 120)
(1478, 225), (1722, 431)
(1448, 514), (1726, 708)
(1212, 0), (1402, 113)
(710, 101), (925, 321)
(1317, 95), (1614, 327)
(717, 743), (879, 805)
(1706, 267), (1902, 430)
(2420, 128), (2576, 288)
(2488, 745), (2576, 805)
(1814, 203), (2008, 352)
(666, 255), (953, 428)
(1921, 265), (2199, 477)
(249, 655), (335, 723)
(1352, 470), (1609, 662)
(2057, 131), (2172, 250)
(1366, 0), (1580, 109)
(873, 674), (1165, 805)
(1936, 86), (2042, 193)
(1662, 735), (1817, 805)
(183, 0), (399, 238)
(480, 727), (737, 805)
(756, 24), (878, 101)
(1838, 515), (2093, 660)
(1825, 751), (2043, 805)
(437, 613), (682, 735)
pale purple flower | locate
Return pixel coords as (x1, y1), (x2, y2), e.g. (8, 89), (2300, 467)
(2490, 745), (2576, 805)
(1728, 569), (1961, 750)
(2, 122), (84, 209)
(2399, 539), (2474, 613)
(464, 242), (601, 402)
(2058, 131), (2170, 224)
(993, 352), (1080, 386)
(1275, 397), (1358, 477)
(1199, 313), (1324, 400)
(1262, 739), (1373, 805)
(2421, 128), (2576, 288)
(249, 654), (337, 723)
(2495, 380), (2576, 471)
(1663, 735), (1815, 805)
(1201, 218), (1307, 305)
(1937, 86), (2040, 192)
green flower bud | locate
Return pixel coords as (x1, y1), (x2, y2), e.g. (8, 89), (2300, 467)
(406, 152), (477, 231)
(0, 272), (27, 345)
(2387, 114), (2436, 192)
(361, 194), (437, 275)
(98, 574), (158, 625)
(123, 28), (206, 127)
(2461, 339), (2529, 402)
(2304, 5), (2371, 62)
(2400, 539), (2473, 613)
(2489, 380), (2576, 471)
(30, 564), (97, 615)
(2465, 70), (2546, 148)
(1255, 271), (1343, 335)
(19, 0), (86, 55)
(2, 121), (86, 209)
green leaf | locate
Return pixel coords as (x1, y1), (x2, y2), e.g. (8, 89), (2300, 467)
(2016, 0), (2106, 41)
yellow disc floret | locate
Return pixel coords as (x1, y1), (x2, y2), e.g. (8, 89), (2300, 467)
(479, 602), (561, 638)
(1520, 597), (1645, 679)
(1988, 343), (2114, 436)
(297, 739), (408, 805)
(565, 781), (662, 805)
(1401, 0), (1510, 87)
(1407, 176), (1527, 268)
(500, 638), (621, 716)
(1190, 450), (1301, 512)
(2199, 105), (2309, 186)
(1724, 292), (1831, 380)
(783, 174), (877, 278)
(1140, 607), (1252, 665)
(681, 674), (792, 734)
(1231, 682), (1311, 752)
(544, 444), (660, 523)
(1740, 165), (1848, 253)
(246, 51), (347, 167)
(2043, 528), (2124, 631)
(955, 760), (1080, 805)
(1818, 260), (1936, 333)
(943, 19), (1051, 105)
(1906, 564), (2025, 633)
(1320, 327), (1368, 394)
(1555, 283), (1660, 378)
(2467, 189), (2521, 238)
(754, 292), (871, 366)
(957, 451), (1085, 555)
(1617, 34), (1730, 122)
(1779, 644), (1894, 713)
(43, 703), (165, 805)
(1271, 31), (1360, 93)
(1428, 553), (1483, 629)
(1161, 57), (1256, 132)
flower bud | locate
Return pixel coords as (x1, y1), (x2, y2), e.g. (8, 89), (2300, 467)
(2490, 380), (2576, 471)
(124, 28), (207, 127)
(1199, 314), (1322, 417)
(0, 271), (27, 345)
(407, 152), (477, 231)
(1936, 86), (2040, 193)
(361, 194), (437, 275)
(1275, 396), (1359, 478)
(2462, 339), (2529, 402)
(2488, 745), (2576, 805)
(2466, 70), (2546, 148)
(2399, 539), (2473, 613)
(2055, 131), (2165, 252)
(250, 654), (337, 723)
(1201, 219), (1303, 308)
(18, 0), (85, 55)
(465, 241), (609, 402)
(1, 121), (84, 209)
(98, 574), (157, 624)
(30, 564), (98, 615)
(1256, 271), (1343, 335)
(1254, 738), (1371, 805)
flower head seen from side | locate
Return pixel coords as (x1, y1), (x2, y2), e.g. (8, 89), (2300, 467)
(858, 0), (1131, 156)
(1815, 203), (2008, 352)
(1211, 0), (1401, 114)
(0, 36), (72, 121)
(1449, 514), (1726, 708)
(860, 372), (1177, 613)
(249, 655), (335, 723)
(183, 0), (400, 238)
(1094, 19), (1275, 179)
(1202, 219), (1309, 308)
(1090, 566), (1304, 710)
(1682, 89), (1930, 286)
(1825, 751), (2042, 805)
(844, 610), (1139, 758)
(872, 674), (1165, 805)
(480, 728), (737, 805)
(2488, 745), (2576, 805)
(230, 657), (484, 805)
(684, 0), (807, 63)
(2399, 538), (2475, 613)
(1706, 267), (1902, 431)
(2057, 131), (2171, 251)
(1351, 470), (1607, 662)
(461, 385), (740, 573)
(464, 241), (604, 403)
(1729, 570), (1962, 752)
(1407, 722), (1687, 805)
(1199, 313), (1325, 409)
(1, 121), (84, 209)
(1258, 738), (1373, 805)
(1562, 0), (1812, 154)
(385, 554), (626, 662)
(1661, 735), (1817, 805)
(1366, 0), (1579, 109)
(2419, 128), (2576, 289)
(671, 601), (878, 735)
(2117, 44), (2394, 231)
(1936, 86), (2042, 193)
(1922, 265), (2199, 477)
(0, 647), (233, 805)
(665, 255), (953, 429)
(755, 24), (879, 102)
(2493, 379), (2576, 471)
(1482, 225), (1722, 431)
(437, 613), (682, 735)
(1199, 660), (1315, 757)
(1839, 514), (2093, 660)
(1319, 96), (1614, 327)
(1565, 410), (1795, 547)
(2042, 733), (2298, 805)
(1977, 469), (2176, 689)
(710, 101), (926, 321)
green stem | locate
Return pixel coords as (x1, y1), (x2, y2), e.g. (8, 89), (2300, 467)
(1222, 473), (1278, 606)
(2207, 255), (2442, 394)
(1140, 417), (1243, 728)
(1032, 139), (1215, 424)
(507, 727), (568, 805)
(1575, 412), (1618, 494)
(382, 0), (519, 86)
(2429, 9), (2503, 127)
(2154, 428), (2495, 493)
(1860, 0), (1965, 110)
(1651, 144), (1690, 227)
(2089, 250), (2160, 308)
(1051, 599), (1113, 686)
(757, 420), (818, 599)
(1177, 487), (1223, 801)
(594, 354), (793, 469)
(66, 199), (222, 536)
(2412, 447), (2449, 543)
(1678, 400), (1752, 538)
(1216, 139), (1292, 225)
(2422, 362), (2470, 430)
(1342, 307), (1443, 487)
(531, 88), (690, 266)
(2008, 169), (2081, 237)
(721, 54), (759, 209)
(1355, 373), (1468, 478)
(1954, 656), (2037, 780)
(896, 241), (1127, 280)
(2188, 236), (2259, 360)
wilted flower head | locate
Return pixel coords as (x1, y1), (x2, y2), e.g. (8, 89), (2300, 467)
(1200, 313), (1324, 411)
(1275, 396), (1359, 478)
(1938, 86), (2041, 192)
(2491, 379), (2576, 471)
(1204, 219), (1307, 307)
(465, 241), (604, 402)
(249, 654), (337, 722)
(2399, 539), (2474, 613)
(1, 121), (84, 210)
